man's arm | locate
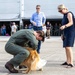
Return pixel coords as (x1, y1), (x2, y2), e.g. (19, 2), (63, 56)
(30, 14), (36, 26)
(24, 31), (38, 50)
(42, 13), (46, 25)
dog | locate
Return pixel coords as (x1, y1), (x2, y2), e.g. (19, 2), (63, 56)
(19, 47), (41, 74)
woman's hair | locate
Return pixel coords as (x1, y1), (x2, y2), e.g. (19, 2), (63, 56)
(36, 30), (45, 42)
(58, 4), (67, 11)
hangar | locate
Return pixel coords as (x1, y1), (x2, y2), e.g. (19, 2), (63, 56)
(0, 0), (75, 35)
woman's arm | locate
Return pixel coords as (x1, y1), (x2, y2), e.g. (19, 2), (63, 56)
(60, 13), (73, 30)
(65, 13), (73, 27)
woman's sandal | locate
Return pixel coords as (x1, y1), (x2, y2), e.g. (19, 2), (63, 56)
(61, 62), (68, 65)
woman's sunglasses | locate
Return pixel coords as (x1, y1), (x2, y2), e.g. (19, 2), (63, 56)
(58, 8), (65, 12)
(58, 10), (62, 12)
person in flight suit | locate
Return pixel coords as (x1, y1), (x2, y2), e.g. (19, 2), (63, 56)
(5, 29), (45, 73)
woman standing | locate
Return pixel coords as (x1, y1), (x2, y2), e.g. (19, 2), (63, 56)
(58, 4), (75, 67)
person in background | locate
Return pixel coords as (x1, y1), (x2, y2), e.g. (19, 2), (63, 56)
(58, 24), (61, 36)
(54, 23), (59, 36)
(30, 5), (46, 53)
(6, 25), (11, 36)
(46, 22), (51, 39)
(0, 26), (3, 35)
(42, 24), (46, 37)
(50, 23), (53, 36)
(28, 24), (33, 29)
(16, 24), (19, 31)
(58, 4), (75, 67)
(24, 24), (28, 29)
(1, 24), (6, 36)
(11, 22), (17, 35)
(0, 27), (1, 36)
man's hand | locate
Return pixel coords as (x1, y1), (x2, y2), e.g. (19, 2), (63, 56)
(28, 41), (36, 50)
(32, 21), (36, 26)
(42, 24), (45, 26)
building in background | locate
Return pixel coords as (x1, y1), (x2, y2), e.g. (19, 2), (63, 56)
(0, 0), (75, 35)
(23, 0), (75, 23)
(0, 0), (20, 22)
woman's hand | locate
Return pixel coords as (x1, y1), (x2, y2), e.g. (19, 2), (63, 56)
(61, 35), (64, 41)
(60, 25), (65, 30)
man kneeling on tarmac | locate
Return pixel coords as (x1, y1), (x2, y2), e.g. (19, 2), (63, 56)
(5, 29), (45, 73)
